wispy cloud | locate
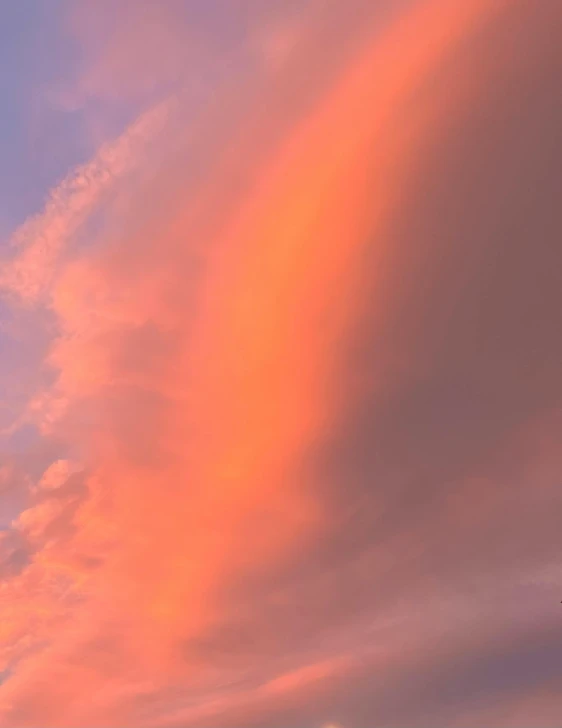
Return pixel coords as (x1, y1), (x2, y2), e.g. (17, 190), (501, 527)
(1, 102), (170, 304)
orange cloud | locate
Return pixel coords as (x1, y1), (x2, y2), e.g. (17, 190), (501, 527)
(2, 0), (541, 726)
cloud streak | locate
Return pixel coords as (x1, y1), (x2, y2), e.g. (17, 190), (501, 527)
(1, 102), (170, 304)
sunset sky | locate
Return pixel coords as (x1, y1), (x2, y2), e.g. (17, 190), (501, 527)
(0, 1), (561, 726)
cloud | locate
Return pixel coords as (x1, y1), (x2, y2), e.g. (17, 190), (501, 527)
(0, 102), (170, 305)
(1, 0), (562, 726)
(61, 0), (324, 108)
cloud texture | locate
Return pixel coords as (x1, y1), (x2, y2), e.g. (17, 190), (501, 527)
(0, 0), (561, 725)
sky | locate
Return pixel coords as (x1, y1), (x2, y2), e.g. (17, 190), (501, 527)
(0, 0), (561, 726)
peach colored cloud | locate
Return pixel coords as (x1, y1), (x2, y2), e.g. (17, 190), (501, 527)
(2, 0), (562, 726)
(0, 101), (170, 305)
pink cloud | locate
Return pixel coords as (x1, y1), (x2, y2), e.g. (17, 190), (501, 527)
(0, 102), (170, 305)
(1, 0), (562, 726)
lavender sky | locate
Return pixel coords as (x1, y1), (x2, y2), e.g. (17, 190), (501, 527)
(0, 1), (561, 726)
